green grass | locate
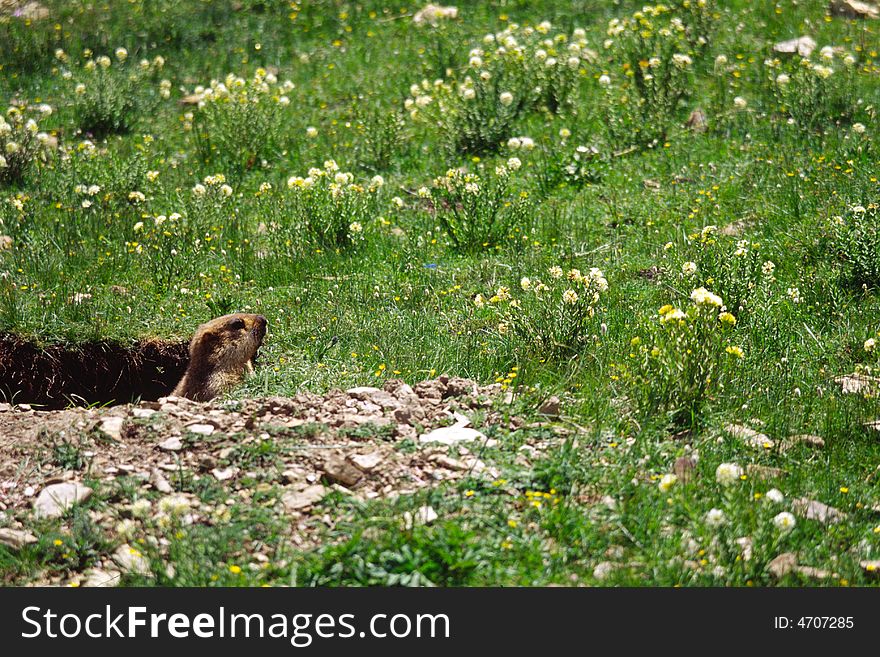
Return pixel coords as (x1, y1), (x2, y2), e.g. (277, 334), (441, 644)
(1, 0), (880, 586)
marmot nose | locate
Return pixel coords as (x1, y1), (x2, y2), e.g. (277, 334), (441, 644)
(253, 315), (268, 337)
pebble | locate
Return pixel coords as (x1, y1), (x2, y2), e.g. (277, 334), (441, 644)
(33, 482), (93, 519)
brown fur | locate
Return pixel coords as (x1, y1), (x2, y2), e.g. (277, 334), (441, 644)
(172, 313), (268, 402)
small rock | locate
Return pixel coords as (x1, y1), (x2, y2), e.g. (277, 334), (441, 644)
(0, 235), (12, 251)
(393, 405), (425, 425)
(112, 543), (151, 576)
(746, 464), (786, 480)
(735, 536), (753, 562)
(150, 469), (173, 494)
(781, 434), (825, 451)
(211, 467), (236, 481)
(346, 387), (401, 410)
(538, 396), (562, 418)
(835, 373), (880, 394)
(685, 107), (708, 132)
(10, 2), (50, 21)
(773, 35), (817, 57)
(348, 452), (384, 472)
(796, 565), (835, 579)
(792, 497), (846, 524)
(281, 485), (327, 511)
(673, 457), (697, 482)
(403, 505), (438, 529)
(724, 424), (775, 450)
(413, 378), (446, 401)
(33, 482), (93, 519)
(158, 437), (183, 451)
(451, 411), (471, 427)
(831, 0), (880, 19)
(412, 3), (458, 25)
(719, 218), (752, 237)
(383, 378), (419, 400)
(767, 552), (798, 578)
(321, 455), (364, 487)
(419, 425), (486, 445)
(186, 423), (215, 436)
(81, 567), (121, 587)
(601, 496), (617, 510)
(197, 455), (218, 471)
(282, 469), (307, 484)
(0, 528), (38, 551)
(444, 377), (477, 398)
(429, 454), (468, 471)
(96, 416), (124, 440)
(592, 561), (618, 581)
(131, 408), (155, 419)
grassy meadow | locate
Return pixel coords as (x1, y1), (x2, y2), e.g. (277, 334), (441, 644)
(2, 0), (880, 586)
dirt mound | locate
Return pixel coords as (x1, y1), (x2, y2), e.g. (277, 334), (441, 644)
(0, 376), (549, 584)
(0, 376), (515, 520)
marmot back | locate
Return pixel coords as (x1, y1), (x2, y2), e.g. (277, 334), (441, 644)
(172, 313), (268, 402)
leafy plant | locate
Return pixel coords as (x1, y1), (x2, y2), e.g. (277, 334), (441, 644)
(424, 161), (530, 252)
(472, 265), (610, 360)
(190, 68), (293, 173)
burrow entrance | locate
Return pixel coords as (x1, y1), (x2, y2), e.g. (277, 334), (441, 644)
(0, 334), (189, 409)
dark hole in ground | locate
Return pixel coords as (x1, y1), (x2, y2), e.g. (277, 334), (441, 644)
(0, 334), (189, 409)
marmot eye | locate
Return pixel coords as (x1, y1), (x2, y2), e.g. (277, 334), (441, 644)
(229, 317), (246, 330)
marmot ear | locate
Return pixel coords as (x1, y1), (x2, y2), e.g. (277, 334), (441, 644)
(191, 329), (220, 353)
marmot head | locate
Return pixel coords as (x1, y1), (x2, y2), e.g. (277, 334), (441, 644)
(188, 313), (268, 374)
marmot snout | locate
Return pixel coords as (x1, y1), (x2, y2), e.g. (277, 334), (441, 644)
(172, 313), (268, 402)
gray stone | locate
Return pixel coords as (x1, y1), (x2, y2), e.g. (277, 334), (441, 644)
(724, 424), (775, 450)
(0, 528), (37, 550)
(773, 36), (817, 57)
(403, 505), (438, 529)
(538, 396), (562, 417)
(349, 452), (384, 472)
(792, 497), (846, 524)
(212, 467), (236, 481)
(747, 464), (787, 480)
(81, 567), (121, 587)
(782, 434), (825, 451)
(674, 457), (697, 482)
(112, 543), (151, 576)
(281, 485), (327, 511)
(347, 387), (401, 410)
(98, 416), (124, 440)
(831, 0), (880, 19)
(419, 425), (486, 445)
(321, 455), (364, 487)
(150, 469), (173, 494)
(187, 423), (215, 436)
(835, 373), (880, 394)
(767, 552), (798, 578)
(158, 436), (183, 451)
(33, 482), (93, 519)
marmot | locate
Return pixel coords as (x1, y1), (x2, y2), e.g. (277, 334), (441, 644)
(172, 313), (268, 402)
